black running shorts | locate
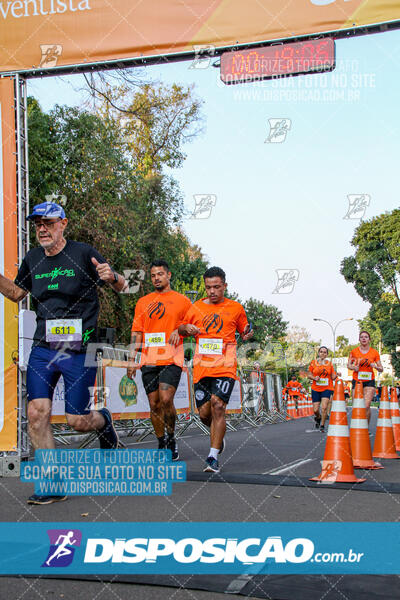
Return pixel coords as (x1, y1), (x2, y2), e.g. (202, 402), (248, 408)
(352, 379), (376, 389)
(141, 364), (182, 395)
(194, 376), (236, 408)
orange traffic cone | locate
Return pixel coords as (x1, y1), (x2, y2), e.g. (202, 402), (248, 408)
(310, 379), (365, 483)
(298, 395), (304, 418)
(390, 388), (400, 452)
(286, 395), (297, 420)
(308, 395), (313, 416)
(373, 386), (399, 459)
(350, 381), (383, 469)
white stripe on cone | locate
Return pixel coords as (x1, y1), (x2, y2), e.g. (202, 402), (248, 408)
(376, 418), (393, 428)
(350, 419), (368, 429)
(327, 424), (350, 437)
(352, 398), (365, 408)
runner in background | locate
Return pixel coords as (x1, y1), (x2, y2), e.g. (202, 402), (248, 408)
(344, 381), (351, 402)
(127, 259), (191, 460)
(348, 331), (383, 425)
(249, 361), (265, 411)
(178, 266), (253, 473)
(307, 346), (337, 432)
(286, 375), (303, 412)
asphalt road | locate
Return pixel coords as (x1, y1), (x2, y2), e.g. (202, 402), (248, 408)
(1, 406), (399, 599)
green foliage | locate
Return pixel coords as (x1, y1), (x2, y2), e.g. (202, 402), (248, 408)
(341, 209), (400, 305)
(243, 298), (288, 345)
(27, 96), (206, 343)
(94, 81), (204, 176)
(174, 277), (206, 300)
(341, 209), (400, 375)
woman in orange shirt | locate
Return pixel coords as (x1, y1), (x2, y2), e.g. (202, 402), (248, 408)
(348, 331), (383, 424)
(307, 346), (337, 432)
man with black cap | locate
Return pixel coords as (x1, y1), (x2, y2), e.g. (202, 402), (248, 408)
(0, 202), (126, 505)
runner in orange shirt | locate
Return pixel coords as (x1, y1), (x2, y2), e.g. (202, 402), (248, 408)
(127, 259), (191, 459)
(307, 346), (337, 432)
(348, 331), (383, 424)
(286, 376), (303, 411)
(178, 266), (253, 473)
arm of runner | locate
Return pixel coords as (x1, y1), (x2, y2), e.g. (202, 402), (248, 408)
(347, 352), (359, 371)
(237, 307), (253, 341)
(241, 323), (254, 341)
(127, 331), (142, 379)
(178, 323), (201, 337)
(307, 370), (318, 382)
(370, 360), (383, 373)
(91, 257), (126, 292)
(168, 329), (181, 346)
(0, 274), (27, 303)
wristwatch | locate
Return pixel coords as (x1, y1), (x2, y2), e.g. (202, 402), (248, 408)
(112, 270), (118, 283)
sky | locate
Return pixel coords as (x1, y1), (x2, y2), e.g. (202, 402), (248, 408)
(27, 28), (400, 347)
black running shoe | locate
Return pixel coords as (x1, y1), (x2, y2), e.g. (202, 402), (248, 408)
(27, 494), (67, 505)
(203, 456), (220, 473)
(315, 417), (321, 429)
(166, 436), (179, 461)
(98, 407), (119, 449)
(320, 425), (325, 432)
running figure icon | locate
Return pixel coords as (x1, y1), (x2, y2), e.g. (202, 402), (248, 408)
(45, 531), (77, 566)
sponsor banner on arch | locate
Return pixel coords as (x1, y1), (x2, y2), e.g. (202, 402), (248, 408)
(0, 0), (399, 74)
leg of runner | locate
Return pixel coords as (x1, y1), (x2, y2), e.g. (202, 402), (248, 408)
(62, 352), (118, 449)
(147, 389), (166, 447)
(27, 398), (56, 449)
(364, 384), (375, 424)
(66, 411), (108, 432)
(198, 401), (220, 473)
(326, 394), (333, 419)
(311, 390), (321, 428)
(313, 401), (321, 428)
(159, 383), (179, 460)
(210, 394), (226, 451)
(198, 403), (212, 427)
(320, 396), (329, 432)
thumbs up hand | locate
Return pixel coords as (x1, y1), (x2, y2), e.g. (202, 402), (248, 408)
(91, 257), (115, 283)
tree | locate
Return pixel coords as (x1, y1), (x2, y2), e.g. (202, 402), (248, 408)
(243, 298), (288, 345)
(341, 209), (400, 306)
(85, 77), (204, 176)
(336, 335), (349, 353)
(27, 97), (205, 343)
(341, 209), (400, 376)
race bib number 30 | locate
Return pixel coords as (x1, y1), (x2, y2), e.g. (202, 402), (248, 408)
(198, 338), (223, 355)
(359, 371), (372, 381)
(145, 332), (166, 347)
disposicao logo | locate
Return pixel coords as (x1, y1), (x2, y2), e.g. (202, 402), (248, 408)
(42, 529), (82, 567)
(83, 536), (314, 564)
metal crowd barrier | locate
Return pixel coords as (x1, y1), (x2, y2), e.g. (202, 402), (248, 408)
(49, 348), (287, 448)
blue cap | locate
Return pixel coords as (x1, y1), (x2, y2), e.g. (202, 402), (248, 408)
(27, 202), (66, 221)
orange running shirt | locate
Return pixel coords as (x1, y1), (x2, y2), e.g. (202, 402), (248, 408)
(308, 359), (336, 392)
(131, 290), (191, 367)
(183, 297), (248, 383)
(349, 347), (380, 382)
(286, 380), (302, 395)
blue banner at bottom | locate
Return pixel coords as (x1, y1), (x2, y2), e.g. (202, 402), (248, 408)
(0, 522), (398, 575)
